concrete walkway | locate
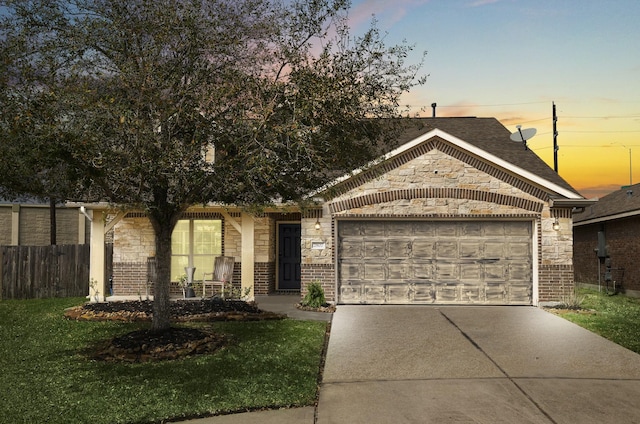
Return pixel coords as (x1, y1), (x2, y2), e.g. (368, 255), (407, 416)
(183, 300), (640, 424)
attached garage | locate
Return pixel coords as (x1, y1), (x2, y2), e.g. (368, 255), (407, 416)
(337, 220), (533, 305)
(297, 117), (595, 305)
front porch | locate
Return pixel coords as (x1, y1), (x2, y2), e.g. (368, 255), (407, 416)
(85, 204), (317, 302)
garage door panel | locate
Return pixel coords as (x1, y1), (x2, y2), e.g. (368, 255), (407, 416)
(460, 285), (482, 303)
(340, 240), (363, 258)
(435, 222), (458, 236)
(412, 240), (434, 257)
(460, 263), (482, 280)
(339, 222), (362, 236)
(388, 261), (409, 279)
(436, 284), (459, 302)
(411, 262), (434, 279)
(338, 220), (532, 305)
(436, 262), (459, 280)
(388, 285), (410, 302)
(508, 284), (532, 304)
(413, 284), (436, 302)
(364, 240), (385, 258)
(509, 263), (531, 281)
(482, 222), (505, 236)
(508, 242), (530, 258)
(386, 221), (413, 235)
(363, 262), (385, 280)
(435, 241), (458, 258)
(460, 241), (481, 258)
(485, 263), (507, 280)
(413, 223), (435, 237)
(387, 240), (411, 258)
(363, 222), (385, 236)
(485, 284), (507, 302)
(461, 222), (483, 236)
(364, 284), (385, 302)
(485, 242), (506, 258)
(340, 262), (361, 280)
(506, 224), (531, 236)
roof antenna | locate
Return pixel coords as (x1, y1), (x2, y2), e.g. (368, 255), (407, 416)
(431, 103), (437, 117)
(510, 125), (537, 150)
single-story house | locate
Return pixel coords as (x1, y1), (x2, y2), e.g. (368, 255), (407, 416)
(574, 183), (640, 297)
(83, 117), (594, 305)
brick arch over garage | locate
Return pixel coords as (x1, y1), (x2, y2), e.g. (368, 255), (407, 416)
(325, 138), (550, 202)
(329, 188), (545, 214)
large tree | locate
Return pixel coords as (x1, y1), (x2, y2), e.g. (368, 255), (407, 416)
(0, 0), (426, 331)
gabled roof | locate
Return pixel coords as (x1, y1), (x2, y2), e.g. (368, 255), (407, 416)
(574, 183), (640, 225)
(318, 117), (584, 200)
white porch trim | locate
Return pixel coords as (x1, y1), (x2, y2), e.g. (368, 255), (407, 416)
(240, 212), (255, 300)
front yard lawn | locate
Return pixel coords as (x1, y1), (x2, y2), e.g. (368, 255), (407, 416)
(0, 298), (327, 424)
(550, 288), (640, 354)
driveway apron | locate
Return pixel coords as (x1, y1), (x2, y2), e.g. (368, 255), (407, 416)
(317, 306), (640, 424)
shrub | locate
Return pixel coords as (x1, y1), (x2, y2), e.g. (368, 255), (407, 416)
(302, 281), (326, 308)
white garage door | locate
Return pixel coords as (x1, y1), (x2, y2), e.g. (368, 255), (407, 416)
(338, 220), (532, 305)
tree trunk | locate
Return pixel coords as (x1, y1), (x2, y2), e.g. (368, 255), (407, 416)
(149, 218), (174, 332)
(49, 197), (56, 246)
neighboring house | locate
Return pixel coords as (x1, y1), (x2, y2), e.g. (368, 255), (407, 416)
(574, 183), (640, 297)
(0, 198), (89, 246)
(83, 117), (594, 305)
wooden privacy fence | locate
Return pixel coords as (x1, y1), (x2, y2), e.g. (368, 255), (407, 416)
(0, 244), (90, 300)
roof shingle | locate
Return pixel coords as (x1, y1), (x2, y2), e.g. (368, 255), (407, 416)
(387, 117), (579, 196)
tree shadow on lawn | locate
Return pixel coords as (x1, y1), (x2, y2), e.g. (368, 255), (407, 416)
(66, 299), (286, 362)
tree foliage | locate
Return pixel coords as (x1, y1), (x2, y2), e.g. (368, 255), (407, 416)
(0, 0), (426, 330)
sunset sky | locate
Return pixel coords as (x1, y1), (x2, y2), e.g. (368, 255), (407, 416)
(347, 0), (640, 199)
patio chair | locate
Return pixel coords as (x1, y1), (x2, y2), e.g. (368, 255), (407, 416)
(202, 256), (235, 298)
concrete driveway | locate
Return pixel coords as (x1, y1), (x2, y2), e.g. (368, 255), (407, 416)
(318, 305), (640, 424)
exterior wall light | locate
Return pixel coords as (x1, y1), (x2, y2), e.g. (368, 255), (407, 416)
(314, 219), (321, 230)
(552, 218), (560, 231)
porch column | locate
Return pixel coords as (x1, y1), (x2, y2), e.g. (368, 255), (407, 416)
(11, 204), (19, 245)
(240, 212), (254, 300)
(89, 210), (106, 302)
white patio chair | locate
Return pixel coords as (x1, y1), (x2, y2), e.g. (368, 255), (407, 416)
(202, 256), (235, 298)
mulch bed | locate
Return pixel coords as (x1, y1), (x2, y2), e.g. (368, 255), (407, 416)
(65, 298), (287, 322)
(296, 303), (336, 313)
(66, 299), (287, 363)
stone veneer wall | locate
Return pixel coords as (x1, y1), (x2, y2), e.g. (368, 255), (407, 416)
(301, 142), (576, 304)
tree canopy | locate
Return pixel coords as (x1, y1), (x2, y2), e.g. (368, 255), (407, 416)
(0, 0), (426, 330)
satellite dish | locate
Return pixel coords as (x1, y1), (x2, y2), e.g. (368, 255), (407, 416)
(510, 125), (537, 150)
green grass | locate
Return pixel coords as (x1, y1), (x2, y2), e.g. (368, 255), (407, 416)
(554, 288), (640, 354)
(0, 298), (328, 424)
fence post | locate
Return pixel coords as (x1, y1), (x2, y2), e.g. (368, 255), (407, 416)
(0, 246), (3, 301)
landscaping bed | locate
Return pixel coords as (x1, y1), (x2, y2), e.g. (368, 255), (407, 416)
(64, 298), (287, 322)
(65, 299), (287, 362)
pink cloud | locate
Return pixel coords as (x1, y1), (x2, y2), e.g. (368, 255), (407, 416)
(467, 0), (501, 7)
(348, 0), (432, 29)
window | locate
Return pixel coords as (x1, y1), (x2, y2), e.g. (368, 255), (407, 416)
(171, 219), (222, 282)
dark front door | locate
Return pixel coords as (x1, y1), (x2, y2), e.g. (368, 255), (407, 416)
(278, 223), (301, 290)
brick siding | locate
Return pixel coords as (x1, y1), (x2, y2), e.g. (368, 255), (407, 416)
(574, 217), (640, 293)
(301, 263), (335, 302)
(539, 264), (575, 301)
(254, 261), (275, 295)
